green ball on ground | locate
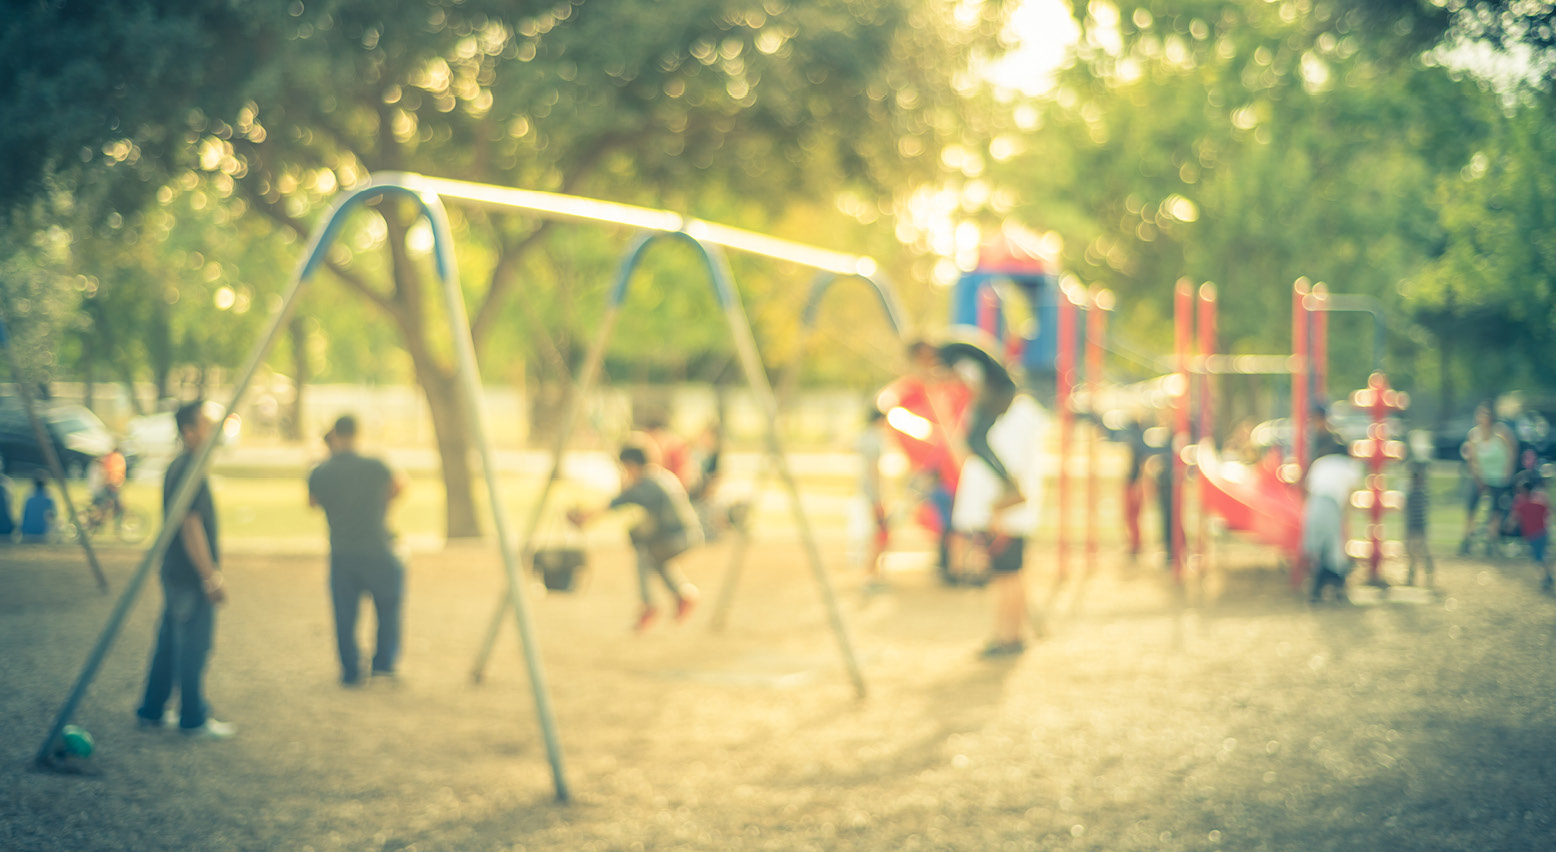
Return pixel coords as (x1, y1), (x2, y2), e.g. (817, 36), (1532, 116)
(60, 725), (94, 758)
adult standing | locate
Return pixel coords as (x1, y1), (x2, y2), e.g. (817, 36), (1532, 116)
(308, 414), (408, 686)
(135, 401), (234, 738)
(1460, 401), (1518, 555)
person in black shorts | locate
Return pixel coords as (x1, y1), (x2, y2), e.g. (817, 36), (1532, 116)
(308, 414), (408, 686)
(135, 401), (235, 738)
(569, 438), (703, 632)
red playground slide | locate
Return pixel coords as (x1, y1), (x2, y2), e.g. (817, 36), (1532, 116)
(1195, 440), (1304, 555)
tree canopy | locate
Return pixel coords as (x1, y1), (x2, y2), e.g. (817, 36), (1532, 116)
(985, 0), (1550, 416)
(1, 1), (1010, 536)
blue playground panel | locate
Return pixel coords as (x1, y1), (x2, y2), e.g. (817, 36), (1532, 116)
(950, 268), (1073, 376)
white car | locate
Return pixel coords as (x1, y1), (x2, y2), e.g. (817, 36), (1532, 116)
(122, 404), (242, 480)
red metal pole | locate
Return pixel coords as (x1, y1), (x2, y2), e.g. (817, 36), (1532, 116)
(1292, 278), (1311, 590)
(1198, 284), (1217, 443)
(1293, 278), (1311, 474)
(1172, 279), (1193, 582)
(1197, 283), (1217, 575)
(1056, 282), (1078, 582)
(978, 285), (1000, 341)
(1085, 289), (1110, 571)
(1368, 372), (1387, 585)
(1312, 282), (1330, 404)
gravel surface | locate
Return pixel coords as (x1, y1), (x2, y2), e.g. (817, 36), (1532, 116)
(3, 537), (1555, 851)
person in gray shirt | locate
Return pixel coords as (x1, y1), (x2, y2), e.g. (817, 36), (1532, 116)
(570, 438), (702, 632)
(308, 415), (407, 686)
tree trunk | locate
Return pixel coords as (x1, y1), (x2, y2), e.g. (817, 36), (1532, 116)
(82, 332), (95, 411)
(1436, 325), (1454, 426)
(284, 314), (309, 442)
(382, 206), (484, 541)
(527, 378), (573, 447)
(414, 354), (483, 539)
(84, 298), (145, 415)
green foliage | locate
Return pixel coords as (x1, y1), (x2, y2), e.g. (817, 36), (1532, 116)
(1408, 91), (1556, 393)
(7, 1), (1002, 393)
(992, 0), (1493, 404)
(0, 1), (258, 224)
(208, 0), (1006, 370)
(0, 215), (80, 387)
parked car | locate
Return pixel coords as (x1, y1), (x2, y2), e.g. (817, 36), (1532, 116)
(1430, 412), (1479, 461)
(121, 404), (242, 480)
(1249, 400), (1405, 455)
(0, 400), (120, 479)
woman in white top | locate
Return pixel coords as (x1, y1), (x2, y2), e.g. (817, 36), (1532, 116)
(1460, 401), (1518, 554)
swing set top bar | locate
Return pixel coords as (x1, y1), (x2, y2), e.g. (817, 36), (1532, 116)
(300, 172), (882, 287)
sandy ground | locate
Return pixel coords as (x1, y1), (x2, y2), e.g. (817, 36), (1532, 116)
(3, 532), (1555, 852)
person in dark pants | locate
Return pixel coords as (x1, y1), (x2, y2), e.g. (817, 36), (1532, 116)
(136, 401), (235, 738)
(308, 414), (407, 686)
(0, 472), (17, 540)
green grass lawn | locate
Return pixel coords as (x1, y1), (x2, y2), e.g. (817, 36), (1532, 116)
(16, 459), (1500, 566)
(42, 473), (649, 548)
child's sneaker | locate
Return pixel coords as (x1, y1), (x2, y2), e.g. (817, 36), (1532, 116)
(861, 578), (891, 596)
(633, 605), (659, 633)
(675, 585), (700, 622)
(977, 639), (1025, 659)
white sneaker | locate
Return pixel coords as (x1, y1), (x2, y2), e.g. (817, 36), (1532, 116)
(180, 718), (237, 739)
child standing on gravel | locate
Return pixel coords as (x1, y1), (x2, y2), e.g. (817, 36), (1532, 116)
(1303, 438), (1361, 603)
(1511, 477), (1552, 593)
(569, 438), (703, 632)
(1405, 463), (1435, 588)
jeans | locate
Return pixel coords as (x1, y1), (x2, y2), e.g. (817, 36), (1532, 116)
(137, 581), (215, 729)
(330, 551), (404, 683)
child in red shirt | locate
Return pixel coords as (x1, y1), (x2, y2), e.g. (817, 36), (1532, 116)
(1512, 478), (1552, 593)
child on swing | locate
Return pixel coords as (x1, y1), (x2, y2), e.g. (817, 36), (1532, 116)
(569, 437), (703, 632)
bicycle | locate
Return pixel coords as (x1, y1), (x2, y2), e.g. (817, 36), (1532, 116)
(69, 492), (149, 544)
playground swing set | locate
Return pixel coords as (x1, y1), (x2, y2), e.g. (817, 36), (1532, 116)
(32, 172), (900, 800)
(706, 268), (908, 630)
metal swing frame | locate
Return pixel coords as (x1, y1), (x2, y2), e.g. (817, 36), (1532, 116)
(707, 270), (908, 630)
(0, 310), (109, 592)
(34, 172), (879, 801)
(466, 235), (872, 699)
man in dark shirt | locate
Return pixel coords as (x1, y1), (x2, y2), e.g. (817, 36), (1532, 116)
(135, 401), (234, 738)
(308, 414), (407, 686)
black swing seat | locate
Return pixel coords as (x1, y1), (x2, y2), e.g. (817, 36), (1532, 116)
(532, 546), (587, 592)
